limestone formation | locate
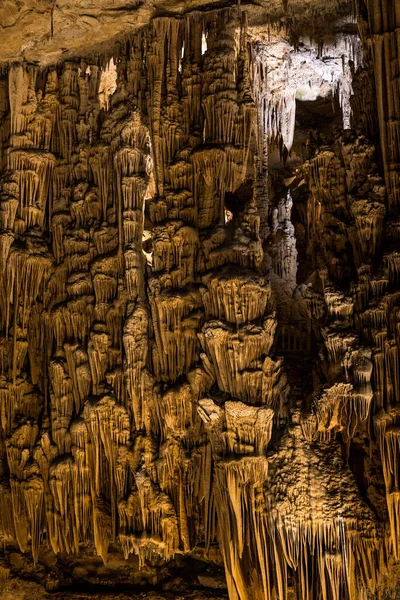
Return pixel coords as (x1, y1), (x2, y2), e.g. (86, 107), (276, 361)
(0, 0), (400, 599)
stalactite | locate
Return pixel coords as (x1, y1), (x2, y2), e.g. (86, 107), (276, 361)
(0, 4), (399, 598)
(253, 34), (363, 156)
(200, 267), (272, 325)
(375, 408), (400, 559)
(356, 0), (400, 210)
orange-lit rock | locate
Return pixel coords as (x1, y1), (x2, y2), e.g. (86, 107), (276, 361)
(0, 1), (400, 599)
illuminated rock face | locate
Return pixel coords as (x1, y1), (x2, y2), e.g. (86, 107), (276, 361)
(0, 1), (400, 599)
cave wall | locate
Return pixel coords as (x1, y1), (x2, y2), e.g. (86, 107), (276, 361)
(0, 2), (400, 599)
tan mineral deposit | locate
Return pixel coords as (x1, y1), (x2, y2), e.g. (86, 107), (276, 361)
(0, 0), (399, 598)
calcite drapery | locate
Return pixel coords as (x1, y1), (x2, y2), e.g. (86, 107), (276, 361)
(0, 1), (400, 599)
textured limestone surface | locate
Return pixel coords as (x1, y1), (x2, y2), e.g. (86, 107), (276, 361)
(1, 0), (400, 599)
(0, 0), (352, 66)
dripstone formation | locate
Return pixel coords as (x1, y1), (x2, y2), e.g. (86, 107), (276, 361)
(0, 0), (400, 598)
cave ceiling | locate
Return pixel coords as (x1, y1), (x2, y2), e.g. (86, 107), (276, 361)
(0, 0), (353, 66)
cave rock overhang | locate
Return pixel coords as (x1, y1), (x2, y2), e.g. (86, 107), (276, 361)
(254, 29), (363, 155)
